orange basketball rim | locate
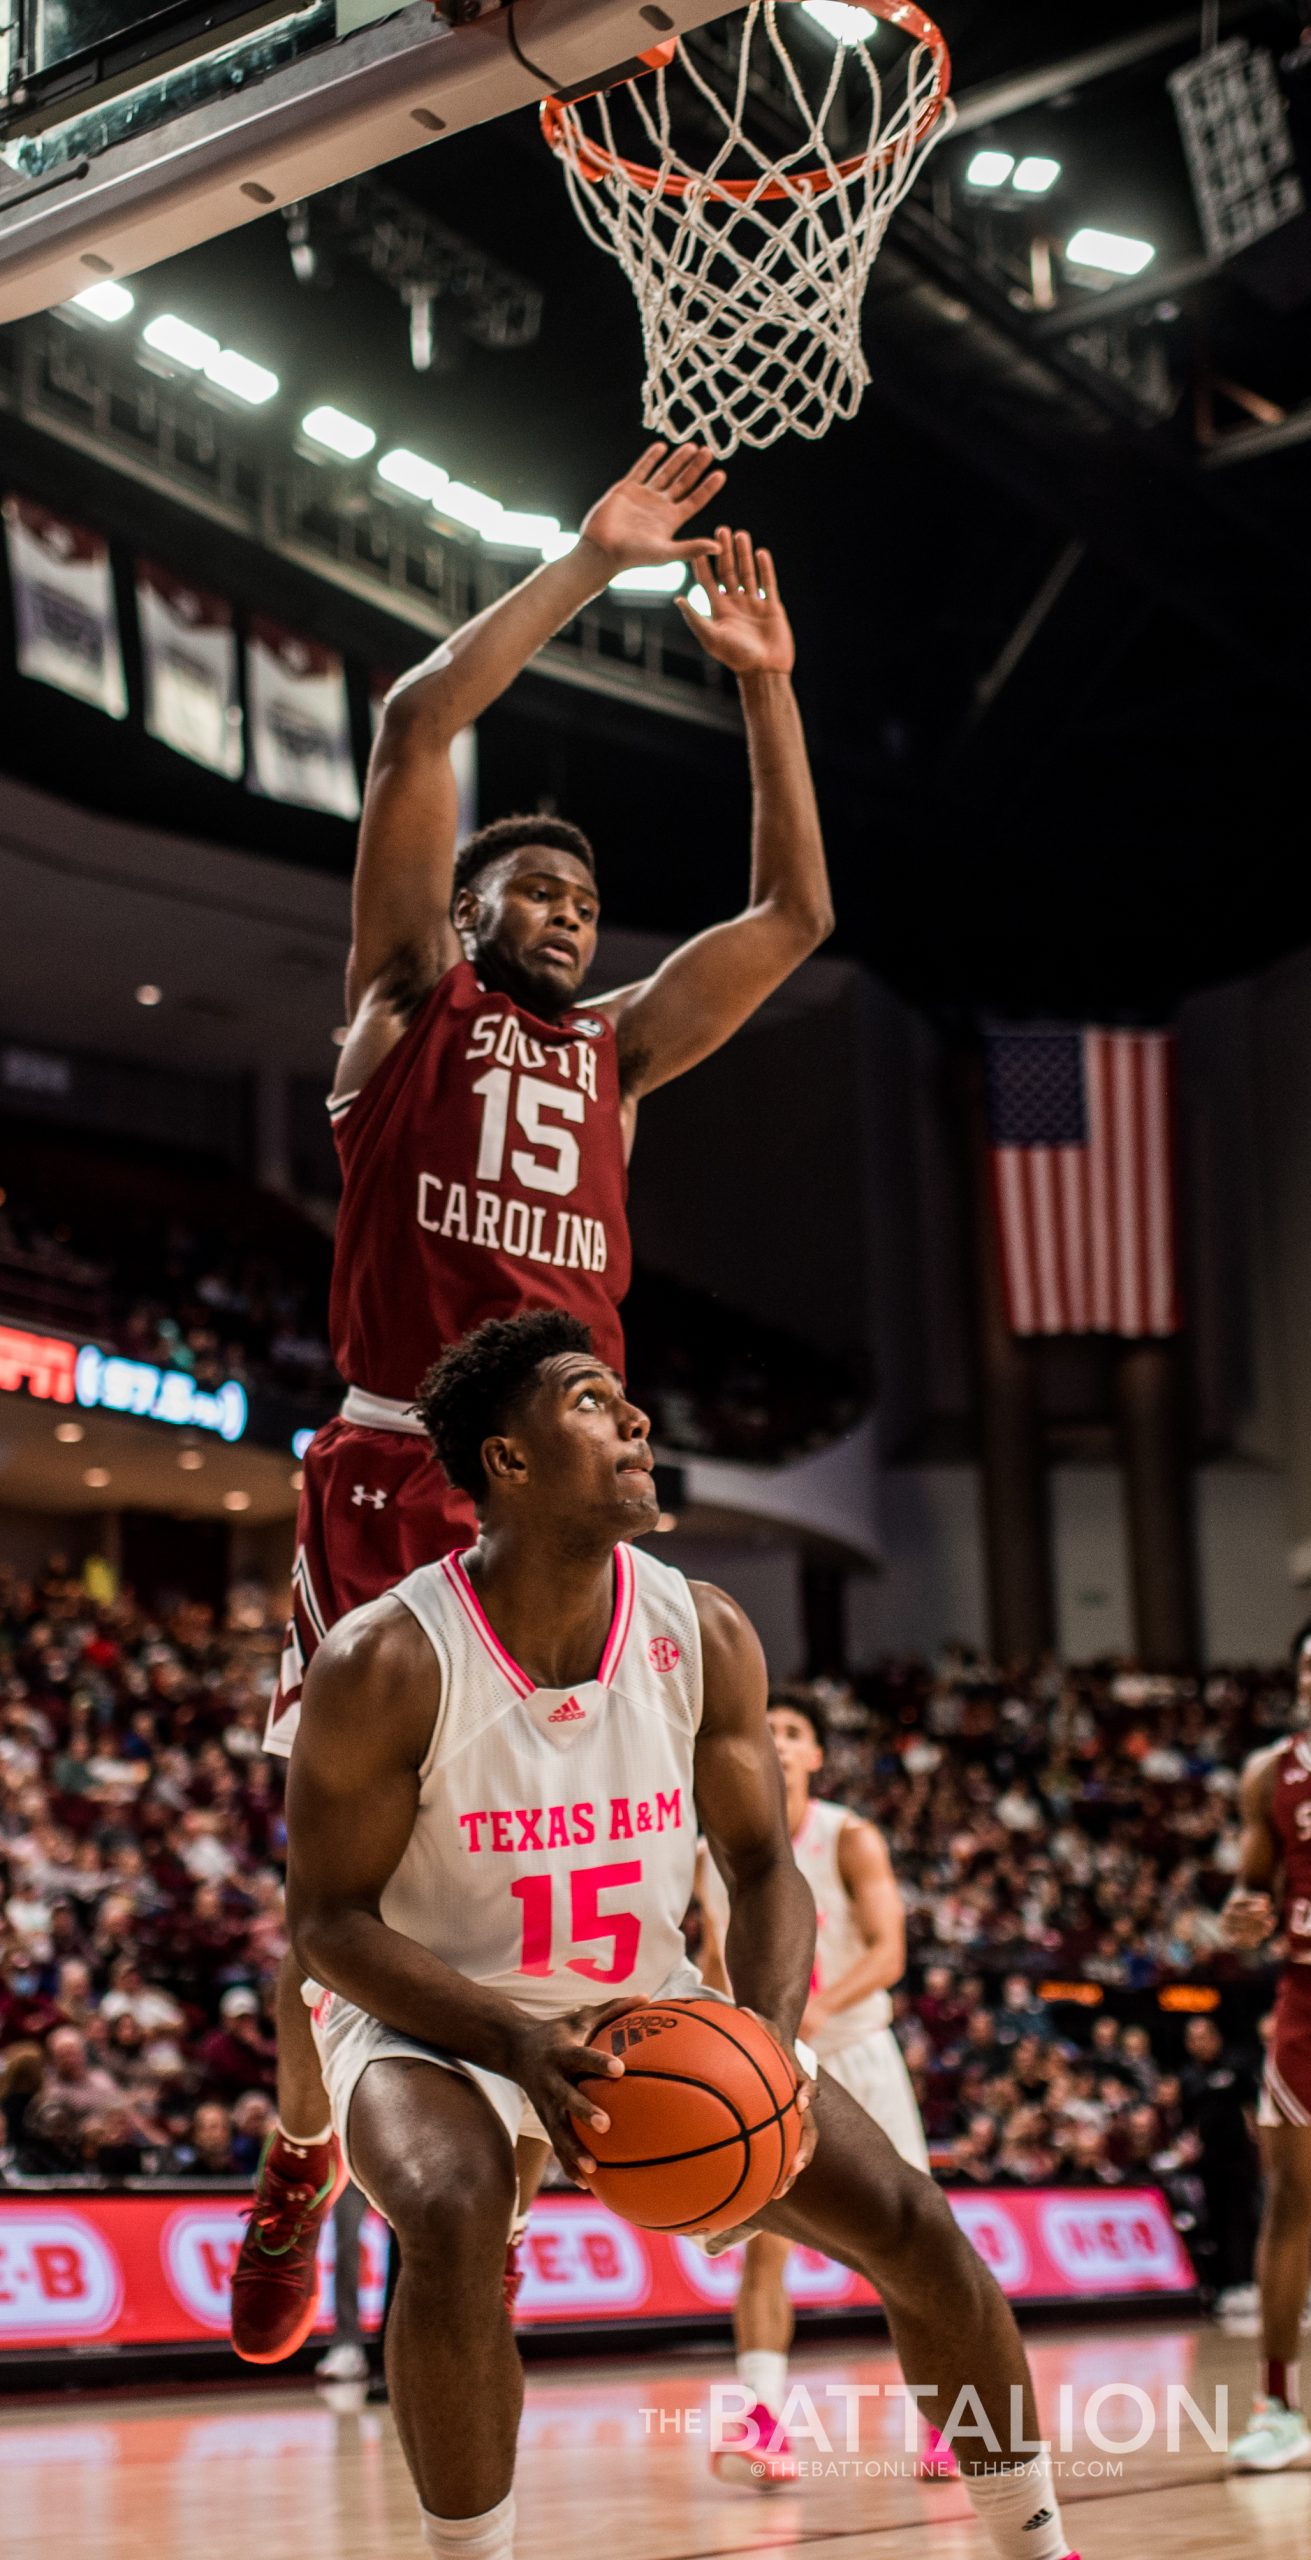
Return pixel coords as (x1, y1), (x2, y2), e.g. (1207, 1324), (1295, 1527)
(541, 1), (952, 205)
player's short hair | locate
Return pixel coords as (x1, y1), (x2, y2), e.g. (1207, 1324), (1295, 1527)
(452, 815), (597, 908)
(416, 1309), (595, 1503)
(768, 1686), (827, 1756)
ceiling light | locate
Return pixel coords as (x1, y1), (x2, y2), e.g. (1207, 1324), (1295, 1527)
(686, 585), (712, 618)
(83, 1467), (111, 1489)
(302, 404), (377, 461)
(290, 1469), (304, 1492)
(377, 447), (450, 504)
(54, 1421), (84, 1444)
(490, 510), (562, 554)
(1014, 155), (1061, 195)
(135, 984), (162, 1007)
(439, 482), (505, 537)
(205, 347), (279, 405)
(1066, 226), (1156, 278)
(540, 529), (580, 563)
(966, 150), (1015, 190)
(801, 0), (876, 43)
(177, 1448), (205, 1472)
(69, 280), (135, 323)
(143, 313), (220, 370)
(610, 563), (687, 597)
(223, 1490), (252, 1513)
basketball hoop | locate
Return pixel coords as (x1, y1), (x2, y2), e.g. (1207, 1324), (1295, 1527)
(541, 0), (953, 455)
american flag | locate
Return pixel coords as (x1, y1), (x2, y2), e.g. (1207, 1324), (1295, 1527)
(984, 1027), (1180, 1338)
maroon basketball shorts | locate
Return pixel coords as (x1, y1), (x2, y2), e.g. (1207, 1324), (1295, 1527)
(264, 1412), (477, 1757)
(1259, 1967), (1311, 2131)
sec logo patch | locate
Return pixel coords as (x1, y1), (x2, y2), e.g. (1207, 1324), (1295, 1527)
(648, 1636), (681, 1674)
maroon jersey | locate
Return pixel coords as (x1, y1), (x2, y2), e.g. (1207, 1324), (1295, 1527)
(1269, 1734), (1311, 1971)
(328, 961), (631, 1403)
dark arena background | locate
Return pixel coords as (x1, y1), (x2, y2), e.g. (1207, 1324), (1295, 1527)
(2, 5), (1311, 2557)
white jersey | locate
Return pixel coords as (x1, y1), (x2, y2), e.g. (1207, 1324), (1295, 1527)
(380, 1541), (704, 2017)
(700, 1795), (892, 2059)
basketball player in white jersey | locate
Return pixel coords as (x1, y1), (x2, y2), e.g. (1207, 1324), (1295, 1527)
(285, 1311), (1080, 2560)
(695, 1691), (952, 2485)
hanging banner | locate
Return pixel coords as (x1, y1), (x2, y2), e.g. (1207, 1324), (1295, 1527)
(137, 562), (242, 777)
(246, 617), (360, 818)
(3, 496), (127, 719)
(370, 668), (477, 842)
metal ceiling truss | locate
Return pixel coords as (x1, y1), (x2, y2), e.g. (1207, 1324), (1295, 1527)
(285, 172), (543, 363)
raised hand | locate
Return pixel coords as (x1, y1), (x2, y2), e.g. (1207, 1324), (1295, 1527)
(580, 442), (727, 574)
(676, 528), (795, 677)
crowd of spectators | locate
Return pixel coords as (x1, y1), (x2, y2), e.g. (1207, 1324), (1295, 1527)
(0, 1558), (285, 2184)
(0, 1564), (1281, 2305)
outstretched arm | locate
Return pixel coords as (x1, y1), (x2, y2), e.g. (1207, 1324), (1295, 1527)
(598, 531), (833, 1104)
(343, 443), (725, 1026)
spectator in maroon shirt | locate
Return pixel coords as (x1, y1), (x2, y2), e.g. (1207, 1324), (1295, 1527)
(197, 1986), (277, 2102)
(915, 1963), (973, 2051)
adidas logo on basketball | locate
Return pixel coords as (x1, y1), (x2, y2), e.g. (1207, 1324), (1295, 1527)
(607, 2012), (680, 2054)
(547, 1696), (587, 1723)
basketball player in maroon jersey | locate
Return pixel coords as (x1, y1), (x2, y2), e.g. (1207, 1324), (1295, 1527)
(1220, 1622), (1311, 2470)
(231, 441), (834, 2360)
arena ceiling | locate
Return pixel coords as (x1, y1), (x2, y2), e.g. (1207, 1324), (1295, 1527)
(0, 0), (1307, 1026)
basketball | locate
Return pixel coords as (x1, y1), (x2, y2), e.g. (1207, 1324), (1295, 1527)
(570, 1998), (804, 2235)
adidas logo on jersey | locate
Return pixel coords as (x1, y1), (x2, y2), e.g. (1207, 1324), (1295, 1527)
(547, 1696), (587, 1723)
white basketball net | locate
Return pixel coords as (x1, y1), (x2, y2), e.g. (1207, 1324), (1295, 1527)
(542, 1), (953, 456)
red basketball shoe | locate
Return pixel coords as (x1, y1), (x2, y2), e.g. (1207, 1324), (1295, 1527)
(230, 2132), (348, 2364)
(710, 2402), (798, 2489)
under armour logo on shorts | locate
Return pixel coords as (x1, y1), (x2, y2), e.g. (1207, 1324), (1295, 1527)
(351, 1484), (388, 1509)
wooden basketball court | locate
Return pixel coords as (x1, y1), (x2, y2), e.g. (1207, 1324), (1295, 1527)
(4, 2318), (1305, 2560)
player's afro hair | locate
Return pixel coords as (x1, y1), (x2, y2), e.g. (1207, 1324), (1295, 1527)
(416, 1309), (595, 1504)
(452, 814), (597, 909)
(768, 1686), (828, 1757)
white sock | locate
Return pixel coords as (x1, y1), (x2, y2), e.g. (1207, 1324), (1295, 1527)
(962, 2453), (1069, 2560)
(737, 2350), (787, 2415)
(420, 2493), (515, 2559)
(275, 2119), (333, 2157)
